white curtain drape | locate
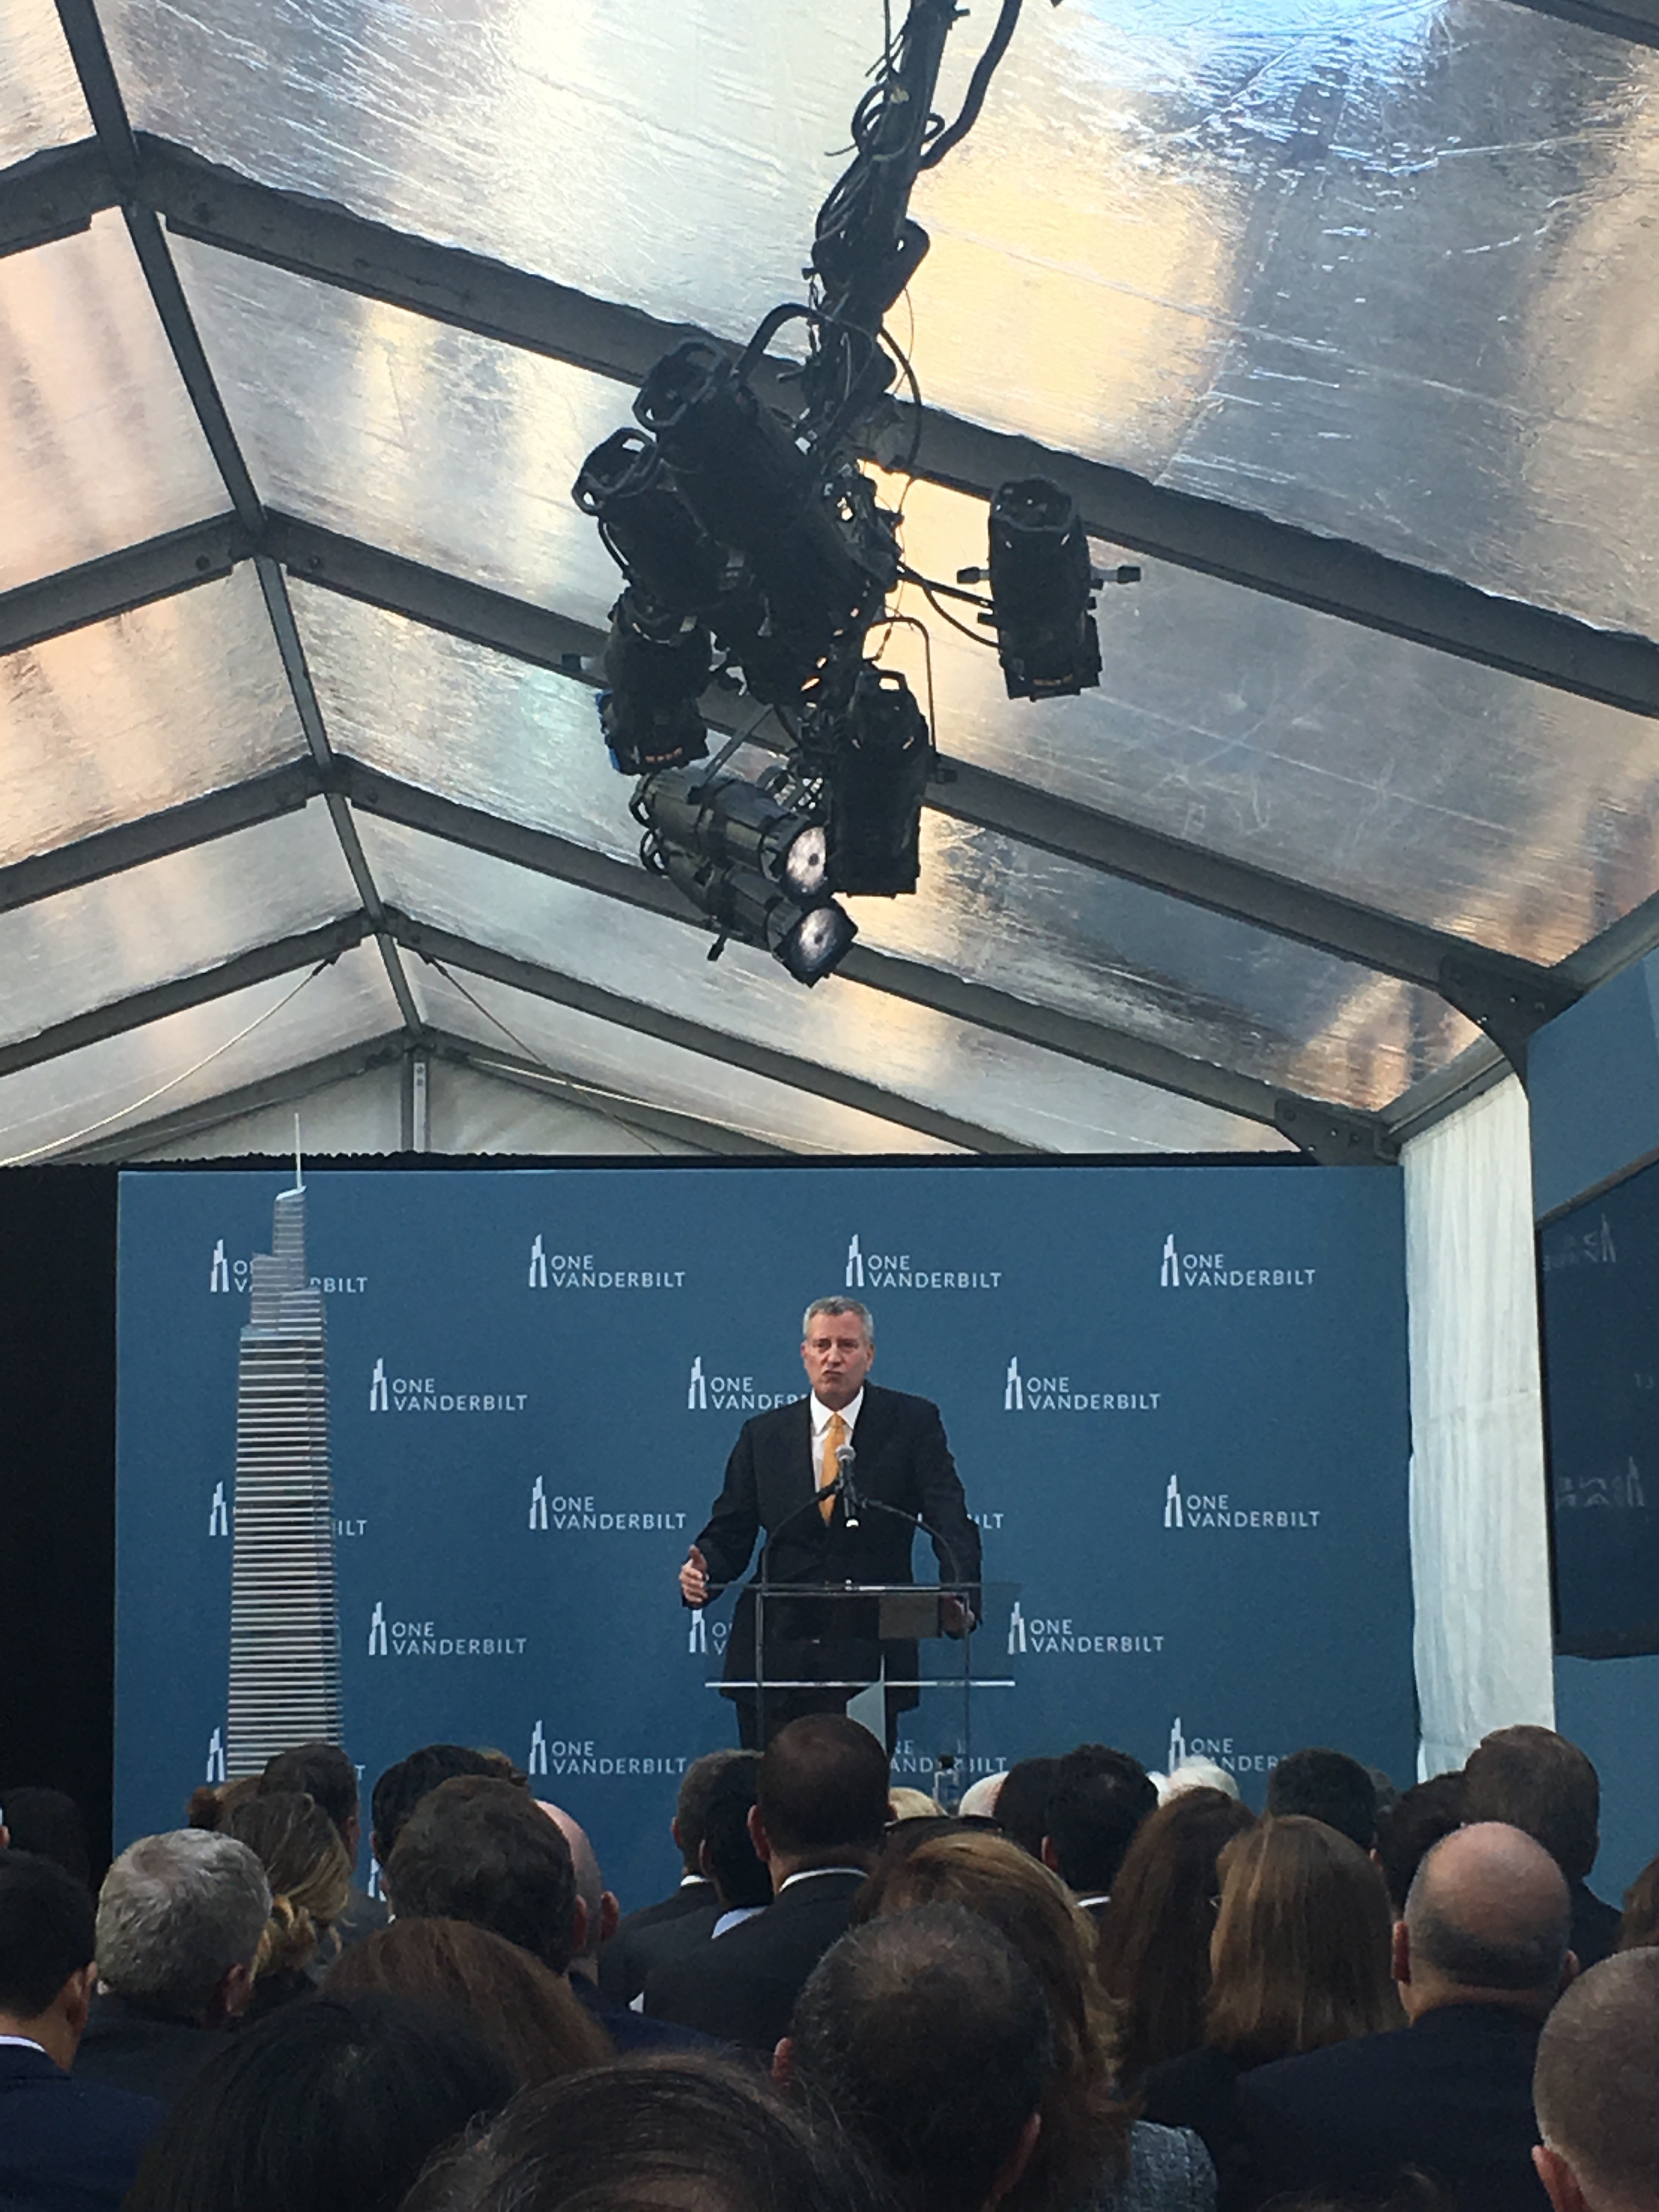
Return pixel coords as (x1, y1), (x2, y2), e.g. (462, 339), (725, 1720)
(1403, 1073), (1554, 1776)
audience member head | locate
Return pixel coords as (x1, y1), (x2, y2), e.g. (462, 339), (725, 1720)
(370, 1744), (503, 1867)
(1042, 1745), (1156, 1898)
(1619, 1850), (1659, 1953)
(753, 1717), (890, 1881)
(1398, 1821), (1573, 2019)
(1533, 1950), (1659, 2212)
(860, 1827), (1130, 2211)
(1462, 1727), (1601, 1887)
(224, 1789), (352, 1984)
(1265, 1748), (1379, 1852)
(995, 1758), (1058, 1860)
(1205, 1815), (1401, 2063)
(1159, 1758), (1241, 1803)
(260, 1742), (361, 1859)
(96, 1829), (270, 2026)
(1096, 1786), (1257, 2084)
(889, 1787), (948, 1821)
(785, 1905), (1051, 2212)
(0, 1850), (98, 2070)
(1376, 1771), (1467, 1913)
(125, 1989), (514, 2212)
(405, 2053), (888, 2212)
(184, 1773), (259, 1832)
(0, 1787), (91, 1887)
(673, 1750), (746, 1877)
(386, 1775), (579, 1973)
(323, 1916), (612, 2085)
(700, 1753), (770, 1911)
(537, 1801), (619, 1979)
(959, 1773), (1006, 1820)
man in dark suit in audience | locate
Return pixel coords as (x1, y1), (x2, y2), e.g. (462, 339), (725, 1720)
(77, 1829), (269, 2106)
(0, 1850), (163, 2210)
(1533, 1949), (1659, 2212)
(1041, 1743), (1156, 1921)
(1265, 1747), (1380, 1853)
(1462, 1726), (1622, 1970)
(1238, 1821), (1576, 2212)
(598, 1751), (736, 2005)
(645, 1714), (889, 2050)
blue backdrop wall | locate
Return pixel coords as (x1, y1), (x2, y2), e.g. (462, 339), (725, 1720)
(115, 1161), (1413, 1911)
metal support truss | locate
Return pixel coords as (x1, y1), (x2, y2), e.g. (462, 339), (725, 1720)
(0, 913), (371, 1081)
(383, 912), (1033, 1155)
(0, 515), (249, 656)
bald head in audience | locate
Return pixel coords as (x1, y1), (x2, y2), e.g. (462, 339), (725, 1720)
(1533, 1949), (1659, 2212)
(1395, 1822), (1575, 2021)
(537, 1803), (618, 1983)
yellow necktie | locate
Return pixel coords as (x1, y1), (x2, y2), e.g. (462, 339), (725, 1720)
(819, 1410), (848, 1524)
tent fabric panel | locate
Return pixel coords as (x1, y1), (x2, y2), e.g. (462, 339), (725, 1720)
(365, 812), (1296, 1154)
(0, 567), (307, 868)
(106, 0), (1659, 633)
(408, 960), (963, 1158)
(170, 235), (632, 622)
(0, 941), (394, 1165)
(0, 210), (227, 593)
(138, 1058), (406, 1158)
(888, 473), (1659, 970)
(0, 0), (88, 166)
(292, 580), (1466, 1108)
(0, 804), (359, 1049)
(101, 0), (870, 346)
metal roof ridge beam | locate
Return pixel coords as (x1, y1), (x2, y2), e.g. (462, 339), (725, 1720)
(0, 912), (373, 1080)
(382, 910), (1024, 1155)
(0, 515), (247, 657)
(131, 133), (1659, 714)
(1497, 0), (1659, 49)
(0, 136), (116, 258)
(0, 759), (321, 913)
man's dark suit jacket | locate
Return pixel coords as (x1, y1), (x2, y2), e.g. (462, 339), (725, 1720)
(642, 1867), (865, 2050)
(599, 1880), (717, 2005)
(0, 2041), (163, 2212)
(568, 1968), (722, 2054)
(1570, 1880), (1621, 1971)
(74, 1993), (224, 2107)
(1235, 2002), (1550, 2212)
(696, 1385), (981, 1715)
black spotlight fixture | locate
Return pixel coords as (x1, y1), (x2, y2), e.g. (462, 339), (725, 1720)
(651, 847), (857, 988)
(809, 665), (933, 896)
(573, 427), (733, 619)
(594, 590), (711, 777)
(635, 763), (828, 901)
(983, 477), (1102, 702)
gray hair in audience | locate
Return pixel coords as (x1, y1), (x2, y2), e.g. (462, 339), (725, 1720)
(1534, 1949), (1659, 2211)
(97, 1829), (270, 2020)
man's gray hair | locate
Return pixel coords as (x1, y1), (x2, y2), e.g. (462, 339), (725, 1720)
(802, 1296), (874, 1343)
(96, 1829), (270, 2021)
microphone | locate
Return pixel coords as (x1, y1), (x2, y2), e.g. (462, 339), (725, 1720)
(835, 1441), (860, 1530)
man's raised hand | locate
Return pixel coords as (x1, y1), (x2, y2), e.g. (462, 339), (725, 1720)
(679, 1543), (710, 1607)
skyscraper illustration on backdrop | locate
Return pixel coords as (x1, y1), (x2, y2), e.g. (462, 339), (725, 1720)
(225, 1183), (341, 1772)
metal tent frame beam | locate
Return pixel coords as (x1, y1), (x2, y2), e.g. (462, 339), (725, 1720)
(1500, 0), (1659, 49)
(4, 131), (1656, 717)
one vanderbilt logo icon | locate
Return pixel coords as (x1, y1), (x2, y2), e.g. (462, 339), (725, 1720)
(208, 1482), (230, 1537)
(1168, 1716), (1186, 1770)
(210, 1239), (230, 1293)
(688, 1356), (707, 1411)
(206, 1727), (226, 1784)
(529, 1476), (549, 1531)
(369, 1359), (388, 1413)
(689, 1609), (707, 1655)
(1164, 1475), (1183, 1529)
(528, 1720), (548, 1777)
(1005, 1357), (1024, 1412)
(846, 1234), (865, 1288)
(1161, 1235), (1180, 1289)
(1007, 1601), (1028, 1656)
(529, 1235), (548, 1289)
(368, 1602), (388, 1657)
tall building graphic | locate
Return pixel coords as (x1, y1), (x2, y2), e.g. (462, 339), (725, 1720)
(225, 1184), (341, 1772)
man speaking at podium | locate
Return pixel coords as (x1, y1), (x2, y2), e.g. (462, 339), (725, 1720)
(678, 1296), (981, 1751)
